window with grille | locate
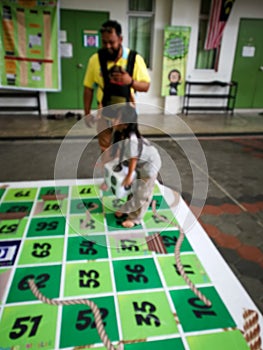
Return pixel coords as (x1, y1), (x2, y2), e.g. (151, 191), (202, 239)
(128, 0), (154, 68)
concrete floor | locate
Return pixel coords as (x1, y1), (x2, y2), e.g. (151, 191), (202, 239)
(1, 111), (263, 138)
(0, 111), (263, 314)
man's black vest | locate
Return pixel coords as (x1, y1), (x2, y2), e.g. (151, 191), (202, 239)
(98, 49), (137, 107)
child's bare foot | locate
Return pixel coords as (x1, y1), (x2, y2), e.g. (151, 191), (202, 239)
(115, 211), (128, 219)
(100, 182), (108, 191)
(122, 219), (139, 228)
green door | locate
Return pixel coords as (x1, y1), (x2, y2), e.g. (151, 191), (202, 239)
(47, 9), (109, 110)
(232, 19), (263, 108)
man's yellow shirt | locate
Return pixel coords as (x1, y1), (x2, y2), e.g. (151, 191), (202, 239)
(83, 47), (150, 104)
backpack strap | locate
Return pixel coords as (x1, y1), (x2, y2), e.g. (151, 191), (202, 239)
(98, 49), (110, 85)
(126, 49), (137, 77)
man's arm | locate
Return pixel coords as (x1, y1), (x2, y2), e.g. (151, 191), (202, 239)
(83, 86), (95, 127)
(131, 53), (151, 92)
(110, 69), (150, 92)
(131, 79), (150, 92)
(84, 86), (93, 115)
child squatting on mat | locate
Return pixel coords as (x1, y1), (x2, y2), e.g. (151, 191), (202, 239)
(107, 104), (162, 228)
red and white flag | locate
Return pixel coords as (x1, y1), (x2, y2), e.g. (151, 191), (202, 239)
(205, 0), (235, 50)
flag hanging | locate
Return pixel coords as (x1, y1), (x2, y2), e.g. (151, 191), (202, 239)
(205, 0), (235, 50)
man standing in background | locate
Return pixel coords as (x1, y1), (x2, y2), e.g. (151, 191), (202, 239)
(83, 19), (150, 178)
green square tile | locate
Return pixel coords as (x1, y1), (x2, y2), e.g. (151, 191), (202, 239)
(0, 218), (27, 240)
(170, 287), (236, 332)
(0, 187), (6, 200)
(143, 209), (178, 230)
(0, 303), (58, 350)
(98, 186), (114, 197)
(6, 264), (62, 303)
(102, 196), (127, 213)
(148, 195), (170, 211)
(118, 291), (179, 341)
(71, 184), (100, 198)
(59, 296), (119, 348)
(105, 213), (143, 231)
(113, 258), (162, 292)
(26, 216), (66, 237)
(153, 183), (162, 195)
(64, 261), (113, 297)
(38, 186), (69, 199)
(102, 185), (129, 198)
(0, 201), (34, 217)
(18, 237), (64, 265)
(67, 235), (108, 261)
(68, 213), (105, 235)
(109, 234), (150, 258)
(125, 337), (185, 350)
(158, 254), (211, 287)
(187, 330), (250, 350)
(102, 194), (169, 215)
(3, 187), (37, 202)
(149, 230), (193, 253)
(34, 199), (68, 216)
(70, 198), (103, 214)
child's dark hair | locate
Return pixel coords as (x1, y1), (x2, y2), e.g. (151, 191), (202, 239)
(111, 104), (142, 157)
(117, 104), (141, 139)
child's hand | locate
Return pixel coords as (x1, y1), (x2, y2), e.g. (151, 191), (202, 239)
(111, 67), (132, 86)
(122, 176), (133, 189)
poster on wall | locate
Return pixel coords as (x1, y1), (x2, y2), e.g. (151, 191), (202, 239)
(161, 26), (191, 97)
(83, 30), (99, 48)
(0, 0), (60, 91)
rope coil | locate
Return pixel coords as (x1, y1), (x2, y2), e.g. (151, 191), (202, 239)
(28, 195), (212, 350)
(151, 199), (212, 307)
(28, 279), (120, 350)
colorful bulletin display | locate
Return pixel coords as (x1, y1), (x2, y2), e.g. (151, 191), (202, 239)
(0, 0), (60, 91)
(0, 179), (262, 350)
(161, 26), (191, 97)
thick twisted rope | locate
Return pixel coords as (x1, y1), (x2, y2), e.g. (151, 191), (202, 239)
(28, 280), (121, 350)
(151, 199), (212, 307)
(28, 202), (123, 350)
(243, 309), (262, 350)
(28, 195), (212, 350)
